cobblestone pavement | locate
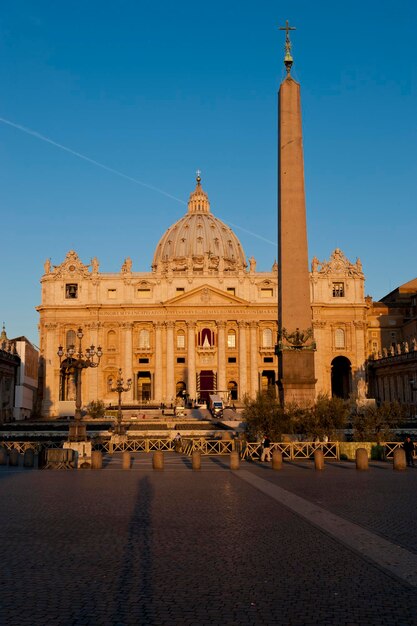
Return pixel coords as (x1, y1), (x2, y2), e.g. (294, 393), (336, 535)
(0, 455), (416, 625)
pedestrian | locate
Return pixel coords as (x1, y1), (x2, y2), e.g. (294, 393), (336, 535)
(174, 432), (182, 453)
(403, 436), (415, 467)
(261, 434), (271, 462)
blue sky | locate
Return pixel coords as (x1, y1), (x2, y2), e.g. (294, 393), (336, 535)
(1, 0), (416, 345)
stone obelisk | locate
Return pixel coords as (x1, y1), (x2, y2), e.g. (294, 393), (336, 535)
(276, 22), (316, 405)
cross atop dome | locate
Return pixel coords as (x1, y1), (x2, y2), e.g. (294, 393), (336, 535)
(188, 171), (210, 214)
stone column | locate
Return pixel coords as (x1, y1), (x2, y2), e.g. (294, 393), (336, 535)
(238, 321), (247, 399)
(122, 322), (134, 402)
(250, 322), (259, 397)
(154, 322), (163, 403)
(166, 322), (175, 403)
(84, 322), (100, 405)
(42, 322), (58, 417)
(278, 73), (316, 405)
(187, 321), (196, 401)
(217, 321), (226, 395)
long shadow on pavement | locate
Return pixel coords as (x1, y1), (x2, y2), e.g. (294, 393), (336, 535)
(109, 475), (154, 624)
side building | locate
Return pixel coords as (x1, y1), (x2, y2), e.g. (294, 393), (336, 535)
(0, 325), (39, 421)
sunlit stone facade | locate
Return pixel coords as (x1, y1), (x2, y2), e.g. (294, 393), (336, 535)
(38, 178), (281, 417)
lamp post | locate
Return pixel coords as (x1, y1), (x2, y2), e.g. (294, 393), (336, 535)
(110, 368), (132, 435)
(58, 327), (102, 441)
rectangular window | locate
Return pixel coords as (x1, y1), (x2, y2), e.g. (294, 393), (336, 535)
(227, 333), (236, 348)
(332, 282), (345, 297)
(177, 357), (185, 364)
(138, 358), (149, 364)
(227, 288), (235, 296)
(65, 284), (78, 299)
(228, 357), (236, 363)
(176, 287), (185, 293)
(137, 288), (151, 298)
(107, 289), (116, 299)
(177, 334), (185, 349)
(260, 288), (273, 298)
(263, 357), (273, 363)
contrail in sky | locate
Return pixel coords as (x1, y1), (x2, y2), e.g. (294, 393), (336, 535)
(0, 116), (186, 204)
(0, 116), (277, 247)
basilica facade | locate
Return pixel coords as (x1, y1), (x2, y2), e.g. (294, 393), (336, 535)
(37, 175), (373, 417)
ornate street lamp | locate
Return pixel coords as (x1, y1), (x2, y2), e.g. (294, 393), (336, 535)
(58, 327), (102, 441)
(110, 368), (132, 435)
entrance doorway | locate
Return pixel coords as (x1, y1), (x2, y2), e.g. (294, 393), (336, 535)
(261, 370), (276, 392)
(228, 380), (238, 401)
(331, 357), (351, 399)
(137, 371), (151, 403)
(198, 370), (216, 402)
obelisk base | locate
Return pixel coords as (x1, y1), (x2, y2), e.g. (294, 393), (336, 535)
(278, 350), (316, 406)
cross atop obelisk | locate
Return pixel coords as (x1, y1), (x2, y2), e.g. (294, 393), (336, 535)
(279, 20), (296, 74)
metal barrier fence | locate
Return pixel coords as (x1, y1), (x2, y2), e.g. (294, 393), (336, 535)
(0, 441), (62, 454)
(182, 438), (237, 455)
(0, 439), (414, 461)
(241, 441), (340, 461)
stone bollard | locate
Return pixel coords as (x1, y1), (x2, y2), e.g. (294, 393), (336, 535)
(355, 448), (369, 470)
(91, 450), (103, 470)
(393, 448), (406, 471)
(23, 449), (35, 468)
(0, 446), (8, 465)
(192, 450), (201, 471)
(153, 451), (164, 470)
(230, 451), (240, 470)
(122, 451), (131, 470)
(9, 448), (19, 467)
(272, 450), (283, 470)
(314, 449), (324, 471)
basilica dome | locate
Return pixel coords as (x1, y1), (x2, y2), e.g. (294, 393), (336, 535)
(152, 175), (247, 273)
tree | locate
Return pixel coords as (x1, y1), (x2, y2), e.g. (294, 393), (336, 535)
(86, 399), (106, 420)
(352, 401), (405, 443)
(297, 394), (350, 440)
(242, 388), (290, 441)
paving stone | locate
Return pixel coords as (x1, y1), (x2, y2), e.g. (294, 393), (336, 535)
(0, 457), (416, 624)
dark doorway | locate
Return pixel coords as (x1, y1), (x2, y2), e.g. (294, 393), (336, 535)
(137, 371), (151, 402)
(228, 380), (238, 401)
(198, 370), (216, 402)
(261, 370), (276, 392)
(331, 357), (351, 399)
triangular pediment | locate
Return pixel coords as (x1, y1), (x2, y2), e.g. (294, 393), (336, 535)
(163, 285), (248, 307)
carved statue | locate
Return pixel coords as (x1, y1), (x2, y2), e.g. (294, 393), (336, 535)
(272, 260), (278, 272)
(311, 256), (319, 272)
(248, 256), (256, 272)
(357, 377), (366, 400)
(281, 327), (314, 349)
(91, 257), (99, 273)
(44, 258), (51, 274)
(121, 257), (132, 273)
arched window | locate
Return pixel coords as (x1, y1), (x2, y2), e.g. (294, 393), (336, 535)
(335, 328), (345, 349)
(66, 329), (76, 348)
(200, 328), (214, 348)
(139, 329), (150, 349)
(107, 375), (115, 393)
(262, 328), (273, 348)
(107, 330), (116, 351)
(177, 330), (185, 349)
(227, 330), (236, 349)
